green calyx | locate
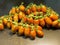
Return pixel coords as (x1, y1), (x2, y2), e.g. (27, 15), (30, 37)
(21, 2), (24, 5)
(40, 3), (45, 8)
(34, 16), (39, 20)
(34, 15), (43, 19)
(33, 3), (36, 5)
(0, 18), (2, 23)
(45, 8), (51, 17)
(8, 18), (11, 22)
(39, 12), (43, 15)
(18, 23), (22, 26)
(0, 18), (2, 20)
(31, 25), (35, 31)
(4, 15), (8, 18)
(28, 13), (34, 18)
(46, 13), (50, 17)
(58, 19), (60, 22)
(25, 24), (29, 28)
(12, 21), (18, 26)
(39, 15), (43, 19)
(3, 15), (9, 20)
(29, 3), (33, 6)
(15, 6), (18, 8)
(8, 19), (10, 22)
(22, 24), (26, 27)
(37, 5), (41, 8)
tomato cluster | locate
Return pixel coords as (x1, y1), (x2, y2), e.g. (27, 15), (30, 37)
(0, 3), (60, 39)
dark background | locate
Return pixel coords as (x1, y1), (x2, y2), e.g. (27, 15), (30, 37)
(0, 0), (60, 16)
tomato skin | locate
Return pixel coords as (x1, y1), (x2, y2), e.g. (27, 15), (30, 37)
(10, 21), (13, 28)
(27, 17), (34, 24)
(11, 24), (16, 33)
(33, 12), (37, 16)
(49, 13), (58, 21)
(37, 26), (42, 31)
(36, 30), (44, 37)
(15, 8), (19, 13)
(10, 16), (13, 21)
(0, 24), (4, 30)
(7, 20), (12, 28)
(7, 22), (11, 28)
(13, 13), (18, 22)
(58, 23), (60, 28)
(26, 9), (31, 15)
(39, 18), (45, 27)
(9, 7), (16, 14)
(33, 12), (39, 16)
(31, 4), (37, 12)
(44, 17), (52, 25)
(31, 7), (36, 12)
(52, 20), (58, 27)
(18, 26), (25, 35)
(22, 16), (27, 23)
(11, 23), (18, 33)
(30, 30), (36, 39)
(41, 5), (47, 12)
(33, 19), (39, 25)
(24, 27), (30, 37)
(18, 12), (25, 20)
(37, 6), (41, 12)
(3, 18), (8, 25)
(19, 5), (25, 11)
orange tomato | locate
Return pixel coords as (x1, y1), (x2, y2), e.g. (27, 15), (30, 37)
(24, 27), (30, 37)
(49, 13), (58, 21)
(39, 18), (45, 27)
(27, 17), (34, 24)
(3, 18), (8, 25)
(7, 22), (11, 28)
(52, 20), (58, 27)
(58, 23), (60, 28)
(18, 11), (25, 19)
(37, 6), (41, 12)
(33, 12), (39, 16)
(0, 23), (4, 30)
(41, 4), (47, 12)
(10, 21), (12, 28)
(11, 22), (18, 33)
(19, 3), (25, 11)
(31, 4), (37, 12)
(22, 16), (27, 23)
(9, 16), (13, 21)
(9, 7), (16, 14)
(11, 24), (16, 33)
(15, 7), (19, 13)
(30, 30), (36, 39)
(7, 19), (12, 28)
(33, 19), (39, 25)
(13, 13), (18, 22)
(30, 25), (36, 39)
(26, 9), (31, 15)
(36, 25), (42, 31)
(44, 16), (52, 25)
(33, 12), (37, 16)
(18, 26), (25, 35)
(36, 30), (44, 37)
